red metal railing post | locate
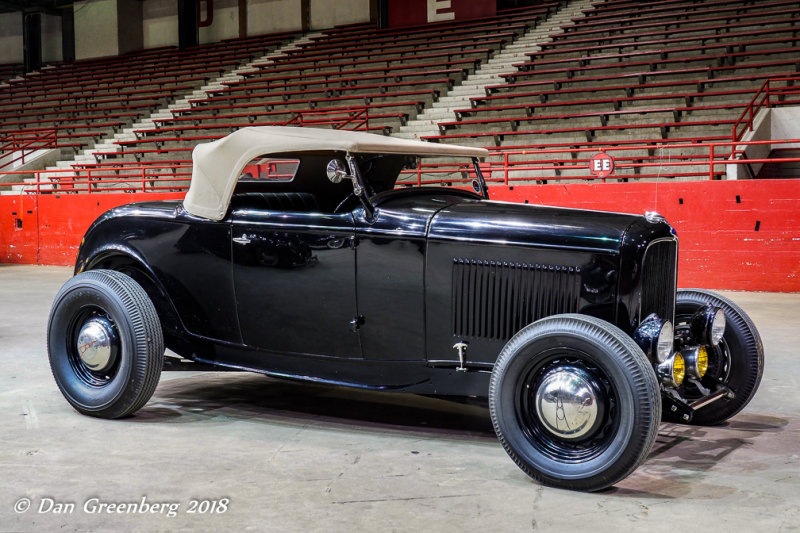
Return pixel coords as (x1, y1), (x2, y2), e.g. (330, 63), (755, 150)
(142, 167), (146, 192)
(505, 152), (510, 185)
(87, 168), (92, 193)
(766, 80), (770, 109)
(709, 144), (714, 181)
(416, 160), (422, 187)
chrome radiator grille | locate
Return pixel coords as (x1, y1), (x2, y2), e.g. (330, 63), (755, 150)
(452, 259), (581, 340)
(640, 239), (678, 325)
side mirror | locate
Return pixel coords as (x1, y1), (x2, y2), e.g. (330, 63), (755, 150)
(326, 159), (350, 184)
(329, 155), (373, 220)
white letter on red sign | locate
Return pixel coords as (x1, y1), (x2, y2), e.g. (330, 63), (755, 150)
(427, 0), (456, 22)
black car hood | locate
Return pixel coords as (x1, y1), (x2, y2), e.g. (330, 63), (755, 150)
(427, 199), (642, 254)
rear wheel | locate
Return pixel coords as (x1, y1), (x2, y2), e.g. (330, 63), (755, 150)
(48, 270), (164, 419)
(673, 289), (764, 425)
(489, 314), (661, 491)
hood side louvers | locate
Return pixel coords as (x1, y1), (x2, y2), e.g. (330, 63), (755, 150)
(452, 259), (581, 340)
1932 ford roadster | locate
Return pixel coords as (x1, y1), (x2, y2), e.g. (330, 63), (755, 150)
(48, 127), (764, 491)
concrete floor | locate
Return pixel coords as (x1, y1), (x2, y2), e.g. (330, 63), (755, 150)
(0, 264), (798, 533)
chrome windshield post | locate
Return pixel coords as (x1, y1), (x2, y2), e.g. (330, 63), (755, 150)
(472, 157), (489, 199)
(345, 153), (375, 221)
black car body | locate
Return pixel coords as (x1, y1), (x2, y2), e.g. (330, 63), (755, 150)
(74, 191), (674, 393)
(50, 127), (763, 491)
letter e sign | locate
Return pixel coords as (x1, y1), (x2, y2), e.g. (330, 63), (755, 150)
(427, 0), (456, 22)
(589, 152), (615, 179)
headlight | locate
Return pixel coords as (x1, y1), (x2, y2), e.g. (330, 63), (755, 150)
(691, 305), (726, 346)
(657, 352), (685, 388)
(656, 321), (674, 363)
(634, 314), (674, 363)
(711, 308), (726, 345)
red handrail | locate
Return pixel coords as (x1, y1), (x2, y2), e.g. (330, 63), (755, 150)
(398, 139), (800, 185)
(1, 163), (192, 194)
(732, 76), (800, 142)
(0, 129), (58, 171)
(3, 139), (800, 194)
(281, 106), (371, 131)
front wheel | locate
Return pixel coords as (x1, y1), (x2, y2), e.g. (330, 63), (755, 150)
(48, 269), (164, 419)
(489, 314), (661, 492)
(673, 289), (764, 425)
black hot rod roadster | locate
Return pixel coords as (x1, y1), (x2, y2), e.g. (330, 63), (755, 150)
(48, 127), (763, 491)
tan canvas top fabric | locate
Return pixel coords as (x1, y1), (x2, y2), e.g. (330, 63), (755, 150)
(183, 126), (488, 220)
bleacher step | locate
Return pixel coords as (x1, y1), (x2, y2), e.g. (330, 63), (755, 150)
(168, 102), (193, 111)
(392, 132), (423, 140)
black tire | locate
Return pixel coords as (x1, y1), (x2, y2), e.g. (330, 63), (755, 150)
(48, 269), (164, 419)
(489, 314), (661, 492)
(673, 289), (764, 425)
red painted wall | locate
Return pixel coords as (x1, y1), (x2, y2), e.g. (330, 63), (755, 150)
(0, 195), (38, 264)
(388, 0), (496, 28)
(1, 180), (799, 291)
(0, 193), (182, 266)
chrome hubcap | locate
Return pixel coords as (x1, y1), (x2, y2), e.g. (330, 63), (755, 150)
(76, 317), (118, 372)
(534, 367), (600, 440)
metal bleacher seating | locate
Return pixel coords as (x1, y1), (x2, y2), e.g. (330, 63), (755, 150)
(111, 5), (556, 165)
(422, 0), (800, 182)
(0, 32), (298, 167)
(3, 0), (799, 191)
(0, 63), (23, 83)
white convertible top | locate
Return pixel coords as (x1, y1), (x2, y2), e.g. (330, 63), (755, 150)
(183, 126), (488, 220)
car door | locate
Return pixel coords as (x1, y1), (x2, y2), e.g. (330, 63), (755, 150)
(353, 195), (449, 361)
(231, 205), (361, 359)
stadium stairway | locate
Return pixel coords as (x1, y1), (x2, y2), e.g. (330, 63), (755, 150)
(393, 0), (597, 141)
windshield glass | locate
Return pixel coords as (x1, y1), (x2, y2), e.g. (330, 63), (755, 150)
(357, 154), (486, 196)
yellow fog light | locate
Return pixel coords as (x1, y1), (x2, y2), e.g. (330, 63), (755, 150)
(697, 346), (708, 377)
(672, 353), (685, 386)
(682, 346), (709, 380)
(656, 352), (685, 388)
